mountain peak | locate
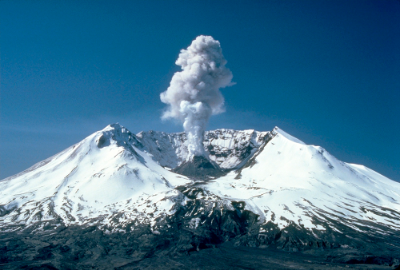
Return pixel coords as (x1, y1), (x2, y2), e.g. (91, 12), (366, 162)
(1, 125), (400, 268)
(102, 122), (124, 131)
(95, 123), (141, 149)
(273, 126), (305, 144)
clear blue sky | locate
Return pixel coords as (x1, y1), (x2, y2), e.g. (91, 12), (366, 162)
(1, 0), (399, 181)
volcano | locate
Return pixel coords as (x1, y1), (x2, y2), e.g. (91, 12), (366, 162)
(173, 155), (225, 180)
(0, 124), (399, 269)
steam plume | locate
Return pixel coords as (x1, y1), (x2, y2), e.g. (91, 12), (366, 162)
(160, 35), (233, 159)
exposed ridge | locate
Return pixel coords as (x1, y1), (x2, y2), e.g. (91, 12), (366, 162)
(1, 124), (399, 269)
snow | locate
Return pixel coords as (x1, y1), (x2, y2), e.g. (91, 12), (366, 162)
(273, 127), (305, 145)
(0, 124), (189, 228)
(137, 128), (269, 170)
(1, 123), (399, 236)
(201, 126), (400, 231)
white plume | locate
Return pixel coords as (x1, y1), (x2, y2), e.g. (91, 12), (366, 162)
(160, 35), (233, 159)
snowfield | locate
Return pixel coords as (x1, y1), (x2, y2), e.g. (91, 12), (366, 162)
(1, 123), (399, 240)
(0, 124), (190, 231)
(202, 127), (400, 232)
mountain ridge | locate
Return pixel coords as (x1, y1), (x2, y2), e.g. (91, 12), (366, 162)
(1, 123), (399, 269)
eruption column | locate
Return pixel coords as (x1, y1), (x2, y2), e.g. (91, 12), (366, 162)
(160, 35), (233, 159)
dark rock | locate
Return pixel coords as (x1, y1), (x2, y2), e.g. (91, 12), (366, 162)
(173, 155), (225, 180)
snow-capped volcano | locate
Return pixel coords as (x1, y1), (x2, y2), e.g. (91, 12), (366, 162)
(1, 124), (399, 268)
(0, 124), (190, 231)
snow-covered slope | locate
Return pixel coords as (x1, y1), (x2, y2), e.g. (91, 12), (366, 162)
(0, 124), (189, 231)
(1, 124), (399, 261)
(202, 127), (400, 234)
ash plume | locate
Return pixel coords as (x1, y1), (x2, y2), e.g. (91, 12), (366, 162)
(160, 35), (233, 159)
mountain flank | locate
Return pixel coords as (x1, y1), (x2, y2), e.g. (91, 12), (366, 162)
(0, 124), (399, 269)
